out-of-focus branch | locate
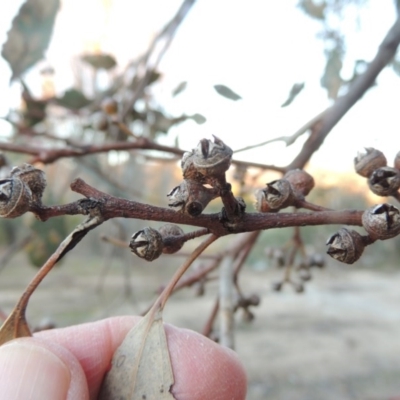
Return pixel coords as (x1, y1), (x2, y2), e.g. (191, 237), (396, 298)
(233, 231), (261, 289)
(0, 234), (32, 274)
(219, 254), (235, 349)
(202, 297), (219, 337)
(157, 232), (258, 295)
(120, 0), (197, 120)
(0, 138), (284, 172)
(76, 157), (143, 198)
(286, 15), (400, 170)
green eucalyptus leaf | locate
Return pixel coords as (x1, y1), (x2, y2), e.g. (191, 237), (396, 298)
(298, 0), (326, 20)
(55, 89), (91, 110)
(147, 70), (162, 86)
(214, 84), (242, 101)
(281, 82), (305, 107)
(321, 44), (344, 100)
(21, 81), (48, 126)
(81, 53), (117, 70)
(172, 81), (187, 97)
(188, 113), (206, 124)
(2, 0), (60, 80)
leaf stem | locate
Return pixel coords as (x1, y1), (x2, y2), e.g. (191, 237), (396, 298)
(153, 234), (219, 311)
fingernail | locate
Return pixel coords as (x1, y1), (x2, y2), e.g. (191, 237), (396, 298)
(0, 341), (71, 400)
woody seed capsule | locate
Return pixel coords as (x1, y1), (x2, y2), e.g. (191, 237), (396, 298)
(394, 151), (400, 171)
(129, 227), (163, 261)
(326, 227), (365, 264)
(368, 167), (400, 197)
(191, 135), (233, 182)
(158, 223), (185, 254)
(284, 169), (315, 196)
(256, 179), (295, 212)
(354, 148), (387, 178)
(362, 203), (400, 240)
(0, 177), (32, 218)
(11, 164), (46, 203)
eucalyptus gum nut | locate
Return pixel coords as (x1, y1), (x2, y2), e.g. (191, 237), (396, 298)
(326, 227), (365, 264)
(186, 181), (219, 216)
(101, 97), (119, 115)
(354, 147), (387, 178)
(11, 164), (46, 202)
(260, 179), (295, 211)
(167, 182), (188, 209)
(247, 293), (261, 307)
(167, 180), (218, 216)
(362, 203), (400, 240)
(309, 253), (325, 268)
(298, 269), (312, 282)
(129, 227), (163, 261)
(186, 201), (204, 216)
(271, 281), (283, 292)
(394, 151), (400, 171)
(158, 224), (184, 254)
(292, 281), (305, 293)
(0, 153), (7, 168)
(368, 167), (400, 196)
(181, 151), (207, 183)
(192, 136), (233, 178)
(284, 169), (315, 196)
(0, 177), (32, 218)
(255, 189), (273, 213)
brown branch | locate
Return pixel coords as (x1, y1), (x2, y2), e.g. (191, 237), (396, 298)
(76, 157), (143, 198)
(286, 15), (400, 170)
(202, 297), (219, 337)
(28, 178), (364, 236)
(233, 231), (261, 289)
(100, 235), (128, 248)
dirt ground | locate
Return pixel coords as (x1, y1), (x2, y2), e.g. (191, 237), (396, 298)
(1, 253), (400, 400)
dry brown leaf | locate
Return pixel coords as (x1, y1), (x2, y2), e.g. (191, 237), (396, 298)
(99, 306), (176, 400)
(99, 235), (217, 398)
(0, 306), (31, 346)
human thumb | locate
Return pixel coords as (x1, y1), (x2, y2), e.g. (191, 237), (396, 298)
(0, 338), (89, 400)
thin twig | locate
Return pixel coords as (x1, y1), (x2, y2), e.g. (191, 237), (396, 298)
(286, 15), (400, 170)
(233, 109), (327, 155)
(295, 199), (332, 212)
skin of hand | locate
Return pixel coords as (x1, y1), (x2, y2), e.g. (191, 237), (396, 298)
(0, 316), (247, 400)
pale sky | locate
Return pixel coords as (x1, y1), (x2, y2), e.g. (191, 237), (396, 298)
(0, 0), (399, 172)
